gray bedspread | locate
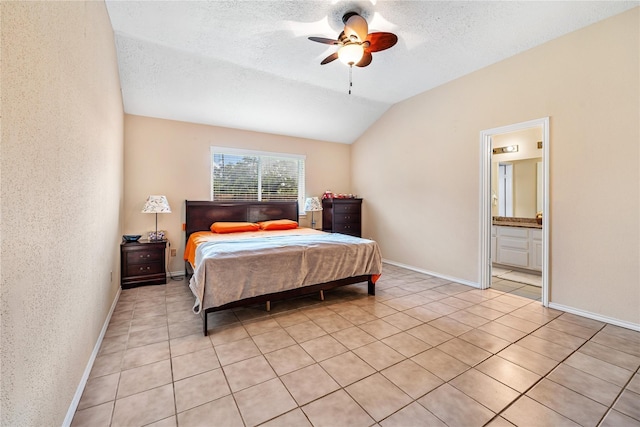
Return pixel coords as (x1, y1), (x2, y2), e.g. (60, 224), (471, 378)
(189, 232), (382, 313)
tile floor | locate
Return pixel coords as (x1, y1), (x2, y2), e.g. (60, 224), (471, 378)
(492, 266), (542, 287)
(492, 266), (542, 297)
(72, 264), (640, 427)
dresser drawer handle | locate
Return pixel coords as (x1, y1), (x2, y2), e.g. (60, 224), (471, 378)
(139, 266), (151, 271)
(140, 254), (151, 258)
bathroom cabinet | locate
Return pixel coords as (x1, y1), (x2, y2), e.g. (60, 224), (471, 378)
(492, 225), (542, 272)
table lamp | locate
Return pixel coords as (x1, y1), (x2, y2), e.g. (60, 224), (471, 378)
(304, 197), (323, 230)
(142, 195), (171, 241)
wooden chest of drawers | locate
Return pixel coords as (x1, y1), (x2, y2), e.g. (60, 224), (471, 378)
(120, 240), (167, 289)
(322, 198), (362, 237)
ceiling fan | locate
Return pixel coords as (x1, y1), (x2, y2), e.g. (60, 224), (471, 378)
(309, 12), (398, 68)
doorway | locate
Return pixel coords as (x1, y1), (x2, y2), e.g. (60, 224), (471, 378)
(479, 117), (549, 306)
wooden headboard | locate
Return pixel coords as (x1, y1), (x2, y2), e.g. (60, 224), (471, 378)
(185, 200), (299, 242)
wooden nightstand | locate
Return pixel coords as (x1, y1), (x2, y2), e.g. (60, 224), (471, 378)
(120, 240), (167, 289)
(322, 198), (362, 237)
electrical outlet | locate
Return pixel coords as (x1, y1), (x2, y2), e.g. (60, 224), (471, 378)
(170, 249), (177, 257)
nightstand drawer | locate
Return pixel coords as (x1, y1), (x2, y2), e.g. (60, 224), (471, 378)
(126, 262), (164, 277)
(127, 250), (163, 264)
(334, 213), (360, 224)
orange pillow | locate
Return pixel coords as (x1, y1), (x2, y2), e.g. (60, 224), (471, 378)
(210, 222), (260, 234)
(258, 219), (299, 231)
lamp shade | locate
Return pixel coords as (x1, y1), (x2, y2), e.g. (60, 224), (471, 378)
(141, 195), (172, 213)
(304, 197), (323, 212)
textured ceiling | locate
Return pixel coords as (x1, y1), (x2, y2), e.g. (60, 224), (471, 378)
(106, 1), (636, 144)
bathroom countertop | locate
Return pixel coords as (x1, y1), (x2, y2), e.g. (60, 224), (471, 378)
(492, 217), (542, 229)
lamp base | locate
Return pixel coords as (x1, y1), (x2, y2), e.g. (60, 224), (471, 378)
(149, 230), (166, 241)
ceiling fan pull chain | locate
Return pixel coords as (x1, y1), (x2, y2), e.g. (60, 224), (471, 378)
(349, 64), (353, 95)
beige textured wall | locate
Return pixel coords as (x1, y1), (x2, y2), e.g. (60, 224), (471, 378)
(352, 8), (639, 324)
(1, 2), (123, 425)
(124, 114), (351, 273)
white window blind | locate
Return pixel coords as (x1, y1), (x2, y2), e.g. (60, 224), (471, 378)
(211, 147), (306, 213)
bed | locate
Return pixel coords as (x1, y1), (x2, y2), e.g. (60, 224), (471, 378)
(184, 200), (383, 335)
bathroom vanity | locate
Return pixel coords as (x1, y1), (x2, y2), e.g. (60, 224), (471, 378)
(492, 217), (542, 272)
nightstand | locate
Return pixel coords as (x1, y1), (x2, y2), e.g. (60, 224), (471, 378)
(120, 240), (167, 289)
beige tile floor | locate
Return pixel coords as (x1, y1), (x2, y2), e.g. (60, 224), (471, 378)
(492, 266), (542, 299)
(492, 278), (542, 302)
(72, 264), (640, 427)
(492, 266), (542, 287)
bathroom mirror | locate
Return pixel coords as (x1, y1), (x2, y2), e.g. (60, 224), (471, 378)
(491, 126), (543, 218)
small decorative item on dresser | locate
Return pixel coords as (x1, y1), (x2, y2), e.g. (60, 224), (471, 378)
(122, 234), (141, 243)
(148, 230), (166, 241)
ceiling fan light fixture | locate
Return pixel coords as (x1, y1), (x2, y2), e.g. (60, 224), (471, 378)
(338, 43), (364, 65)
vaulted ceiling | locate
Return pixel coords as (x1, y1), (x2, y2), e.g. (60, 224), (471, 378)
(106, 1), (636, 144)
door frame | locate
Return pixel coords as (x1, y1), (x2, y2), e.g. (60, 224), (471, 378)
(479, 117), (550, 306)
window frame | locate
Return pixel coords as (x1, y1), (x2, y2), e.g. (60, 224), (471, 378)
(210, 146), (306, 214)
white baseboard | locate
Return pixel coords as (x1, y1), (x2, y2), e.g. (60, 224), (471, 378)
(62, 288), (121, 427)
(382, 258), (480, 288)
(549, 302), (640, 332)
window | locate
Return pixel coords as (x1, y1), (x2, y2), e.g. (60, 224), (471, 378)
(211, 147), (306, 213)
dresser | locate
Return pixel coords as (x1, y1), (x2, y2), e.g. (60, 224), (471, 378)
(322, 198), (362, 237)
(120, 240), (167, 288)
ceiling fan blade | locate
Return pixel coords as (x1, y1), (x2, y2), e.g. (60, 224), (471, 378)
(355, 51), (372, 67)
(320, 52), (339, 65)
(344, 14), (368, 43)
(366, 32), (398, 52)
(308, 36), (339, 45)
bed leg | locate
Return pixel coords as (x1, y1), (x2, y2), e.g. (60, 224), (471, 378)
(368, 277), (375, 296)
(185, 261), (193, 280)
(266, 301), (271, 312)
(319, 290), (325, 301)
(203, 312), (208, 336)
